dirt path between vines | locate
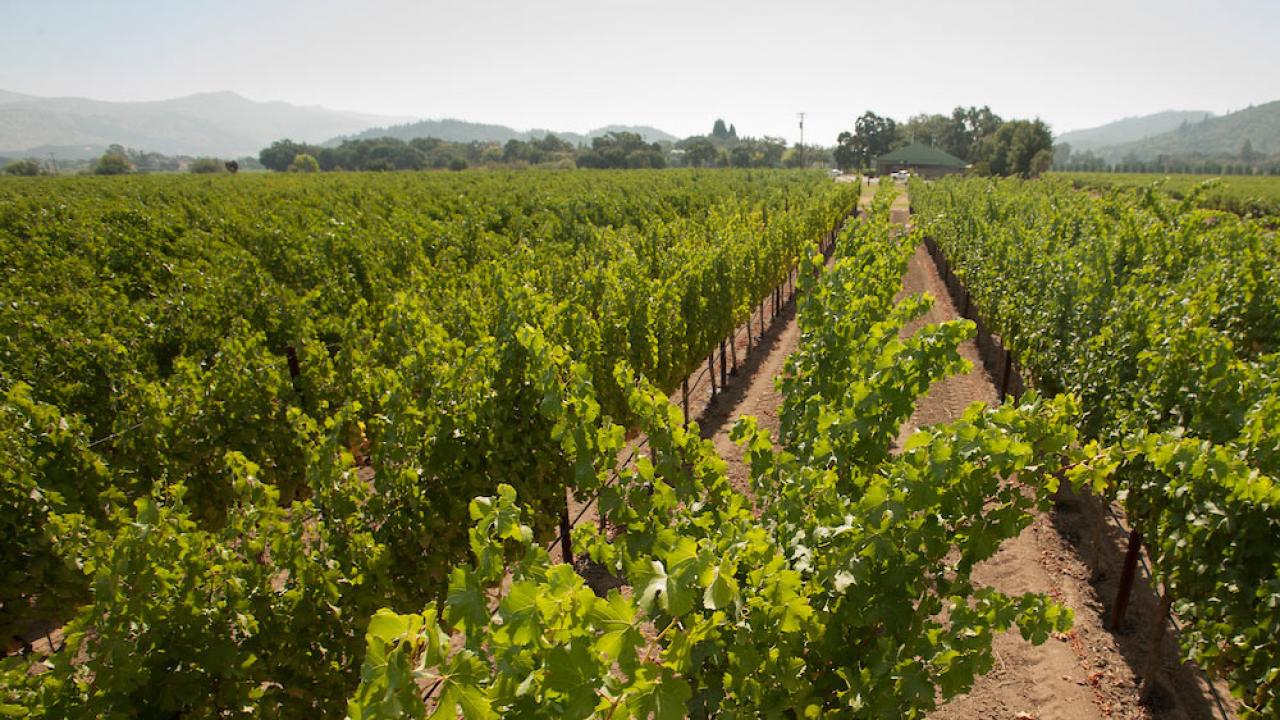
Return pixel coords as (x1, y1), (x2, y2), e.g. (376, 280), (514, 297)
(562, 191), (853, 544)
(886, 184), (1238, 720)
(696, 178), (871, 492)
(583, 180), (1236, 720)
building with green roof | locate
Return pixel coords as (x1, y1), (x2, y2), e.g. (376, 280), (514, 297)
(875, 143), (968, 179)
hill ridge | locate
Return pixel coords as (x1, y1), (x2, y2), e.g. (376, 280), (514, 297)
(331, 118), (680, 147)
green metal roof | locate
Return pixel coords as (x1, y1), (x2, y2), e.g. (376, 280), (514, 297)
(876, 143), (967, 167)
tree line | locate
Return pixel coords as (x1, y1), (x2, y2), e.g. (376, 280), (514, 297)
(2, 144), (262, 176)
(255, 120), (834, 173)
(832, 106), (1055, 177)
(1053, 141), (1280, 175)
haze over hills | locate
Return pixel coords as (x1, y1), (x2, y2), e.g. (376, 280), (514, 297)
(0, 90), (412, 159)
(1056, 102), (1280, 163)
(330, 119), (680, 147)
(3, 85), (1277, 168)
(1055, 110), (1213, 152)
(0, 88), (683, 161)
(1098, 101), (1280, 161)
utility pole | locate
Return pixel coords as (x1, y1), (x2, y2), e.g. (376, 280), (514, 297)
(797, 112), (806, 166)
(47, 152), (58, 175)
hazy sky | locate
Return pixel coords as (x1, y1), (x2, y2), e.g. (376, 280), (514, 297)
(3, 0), (1278, 144)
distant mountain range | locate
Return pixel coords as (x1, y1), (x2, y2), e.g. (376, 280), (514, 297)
(329, 119), (679, 147)
(1056, 110), (1214, 152)
(1057, 102), (1280, 162)
(5, 86), (1276, 166)
(0, 90), (411, 159)
(0, 89), (681, 161)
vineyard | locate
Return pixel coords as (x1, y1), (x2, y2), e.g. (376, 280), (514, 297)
(1, 169), (1277, 719)
(914, 176), (1280, 717)
(0, 169), (855, 716)
(1051, 172), (1280, 221)
(343, 181), (1100, 719)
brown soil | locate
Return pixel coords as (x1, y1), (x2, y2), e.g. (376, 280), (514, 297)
(880, 185), (1238, 720)
(572, 179), (1238, 720)
(696, 282), (801, 493)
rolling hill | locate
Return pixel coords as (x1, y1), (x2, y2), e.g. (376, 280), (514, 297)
(1056, 110), (1213, 152)
(1098, 101), (1280, 161)
(0, 90), (410, 158)
(332, 119), (680, 147)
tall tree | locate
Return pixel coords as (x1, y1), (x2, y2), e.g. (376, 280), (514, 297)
(260, 139), (321, 172)
(977, 119), (1052, 177)
(287, 153), (320, 173)
(945, 106), (1004, 161)
(712, 119), (729, 139)
(93, 149), (131, 175)
(576, 132), (665, 169)
(834, 111), (900, 170)
(1053, 142), (1073, 168)
(833, 132), (858, 171)
(4, 158), (42, 176)
(900, 114), (951, 148)
(682, 137), (718, 167)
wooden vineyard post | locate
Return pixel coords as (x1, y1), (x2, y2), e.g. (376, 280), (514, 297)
(284, 345), (302, 381)
(559, 499), (573, 563)
(961, 288), (971, 319)
(746, 322), (752, 355)
(730, 332), (738, 375)
(708, 354), (717, 397)
(1090, 493), (1109, 570)
(284, 345), (305, 398)
(759, 301), (765, 339)
(999, 349), (1013, 400)
(1111, 528), (1143, 630)
(719, 339), (728, 388)
(1139, 590), (1173, 702)
(682, 378), (690, 427)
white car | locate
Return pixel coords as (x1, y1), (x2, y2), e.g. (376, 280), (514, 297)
(890, 170), (911, 182)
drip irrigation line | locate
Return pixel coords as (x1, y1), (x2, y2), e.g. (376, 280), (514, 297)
(543, 437), (649, 553)
(687, 363), (710, 398)
(88, 422), (144, 448)
(567, 438), (650, 533)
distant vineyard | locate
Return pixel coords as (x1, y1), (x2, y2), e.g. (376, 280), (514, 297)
(1052, 170), (1280, 219)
